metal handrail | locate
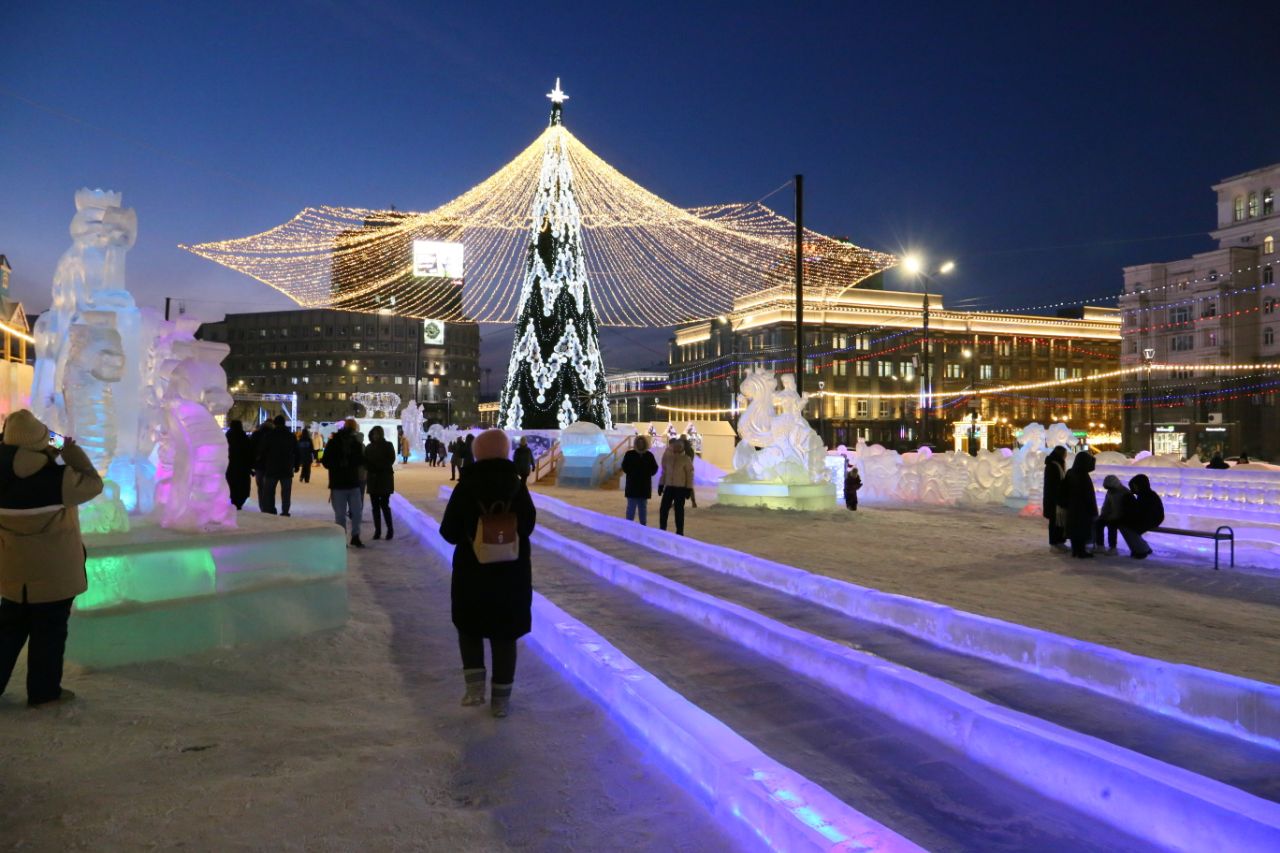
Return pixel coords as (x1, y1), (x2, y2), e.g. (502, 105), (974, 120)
(592, 433), (636, 485)
(533, 442), (561, 484)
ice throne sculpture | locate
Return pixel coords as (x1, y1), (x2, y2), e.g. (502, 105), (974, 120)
(717, 369), (834, 510)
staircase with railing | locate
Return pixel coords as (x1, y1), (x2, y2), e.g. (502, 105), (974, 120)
(533, 441), (561, 485)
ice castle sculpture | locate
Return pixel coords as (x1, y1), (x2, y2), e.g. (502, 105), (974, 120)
(718, 369), (834, 510)
(31, 190), (236, 532)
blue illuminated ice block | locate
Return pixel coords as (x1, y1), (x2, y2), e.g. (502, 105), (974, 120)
(556, 421), (615, 488)
(68, 513), (348, 667)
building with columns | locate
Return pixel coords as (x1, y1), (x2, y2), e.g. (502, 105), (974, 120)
(1120, 162), (1278, 459)
(668, 283), (1121, 451)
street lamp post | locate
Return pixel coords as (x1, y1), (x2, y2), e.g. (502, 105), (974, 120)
(818, 380), (826, 445)
(901, 256), (955, 447)
(446, 390), (453, 426)
(1142, 347), (1155, 454)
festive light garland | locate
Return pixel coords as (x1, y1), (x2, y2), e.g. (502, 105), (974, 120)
(181, 97), (897, 327)
(0, 320), (34, 345)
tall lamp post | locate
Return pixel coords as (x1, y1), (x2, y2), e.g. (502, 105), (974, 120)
(1142, 347), (1155, 454)
(901, 255), (955, 447)
(348, 361), (361, 417)
(446, 390), (453, 427)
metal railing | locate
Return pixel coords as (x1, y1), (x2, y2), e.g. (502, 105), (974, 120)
(533, 442), (561, 484)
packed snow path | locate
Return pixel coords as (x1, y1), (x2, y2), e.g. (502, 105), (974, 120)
(532, 509), (1280, 805)
(0, 486), (735, 851)
(418, 495), (1155, 852)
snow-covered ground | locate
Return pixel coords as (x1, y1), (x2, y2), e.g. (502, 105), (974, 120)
(511, 471), (1280, 686)
(0, 477), (733, 851)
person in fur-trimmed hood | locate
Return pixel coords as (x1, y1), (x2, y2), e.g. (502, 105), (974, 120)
(0, 409), (103, 707)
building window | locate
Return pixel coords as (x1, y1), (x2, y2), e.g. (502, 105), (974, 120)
(1265, 298), (1277, 314)
(878, 400), (892, 418)
(1054, 367), (1067, 380)
(855, 361), (870, 377)
(1234, 196), (1245, 222)
(979, 364), (993, 380)
(1266, 327), (1275, 346)
(856, 399), (868, 418)
(1169, 306), (1190, 324)
(1266, 266), (1275, 285)
(1202, 300), (1216, 318)
(1266, 235), (1275, 255)
(877, 361), (893, 377)
(1171, 334), (1194, 352)
(945, 363), (964, 379)
(1248, 192), (1260, 218)
(1265, 188), (1275, 216)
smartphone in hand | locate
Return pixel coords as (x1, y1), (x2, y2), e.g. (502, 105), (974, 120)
(49, 431), (66, 450)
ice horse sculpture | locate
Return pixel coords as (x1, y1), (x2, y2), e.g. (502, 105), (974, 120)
(31, 189), (236, 532)
(717, 369), (834, 510)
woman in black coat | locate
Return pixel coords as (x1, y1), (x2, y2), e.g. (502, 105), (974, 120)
(439, 429), (536, 718)
(364, 425), (397, 540)
(1042, 446), (1068, 548)
(620, 436), (659, 525)
(1058, 451), (1098, 558)
(225, 420), (253, 510)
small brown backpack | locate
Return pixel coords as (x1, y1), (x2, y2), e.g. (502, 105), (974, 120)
(473, 500), (519, 564)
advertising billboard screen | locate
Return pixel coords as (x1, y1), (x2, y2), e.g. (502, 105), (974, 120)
(422, 319), (445, 346)
(412, 240), (464, 279)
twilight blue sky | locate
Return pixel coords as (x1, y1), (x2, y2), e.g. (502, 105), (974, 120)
(3, 1), (1279, 375)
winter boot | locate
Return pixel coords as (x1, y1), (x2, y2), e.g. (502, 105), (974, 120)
(350, 536), (365, 549)
(490, 682), (512, 718)
(385, 521), (394, 541)
(461, 668), (486, 706)
(372, 526), (382, 540)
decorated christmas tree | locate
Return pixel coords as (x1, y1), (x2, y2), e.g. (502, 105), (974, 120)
(499, 80), (611, 430)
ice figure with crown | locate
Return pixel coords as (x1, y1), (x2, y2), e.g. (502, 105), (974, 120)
(717, 368), (835, 510)
(29, 189), (347, 669)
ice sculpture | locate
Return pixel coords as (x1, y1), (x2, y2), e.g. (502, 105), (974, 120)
(351, 391), (400, 418)
(399, 401), (424, 462)
(31, 190), (236, 532)
(724, 369), (827, 485)
(154, 339), (236, 531)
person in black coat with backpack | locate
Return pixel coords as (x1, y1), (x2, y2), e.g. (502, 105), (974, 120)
(1119, 473), (1164, 559)
(1042, 446), (1068, 549)
(620, 436), (659, 525)
(439, 429), (536, 719)
(1058, 451), (1098, 558)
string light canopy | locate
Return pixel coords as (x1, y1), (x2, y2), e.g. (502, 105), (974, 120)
(181, 84), (897, 327)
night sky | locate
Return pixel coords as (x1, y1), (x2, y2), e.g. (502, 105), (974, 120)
(4, 1), (1279, 380)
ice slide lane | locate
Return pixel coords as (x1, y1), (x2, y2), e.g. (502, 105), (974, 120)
(495, 491), (1280, 853)
(531, 503), (1280, 805)
(528, 491), (1280, 752)
(426, 492), (1168, 852)
(392, 494), (921, 853)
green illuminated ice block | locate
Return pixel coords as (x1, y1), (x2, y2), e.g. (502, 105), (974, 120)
(68, 514), (348, 667)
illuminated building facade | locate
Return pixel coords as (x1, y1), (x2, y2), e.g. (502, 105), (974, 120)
(668, 282), (1121, 450)
(1120, 163), (1279, 459)
(605, 369), (669, 425)
(198, 309), (479, 425)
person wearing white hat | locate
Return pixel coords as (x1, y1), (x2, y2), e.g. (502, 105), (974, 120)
(0, 409), (103, 707)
